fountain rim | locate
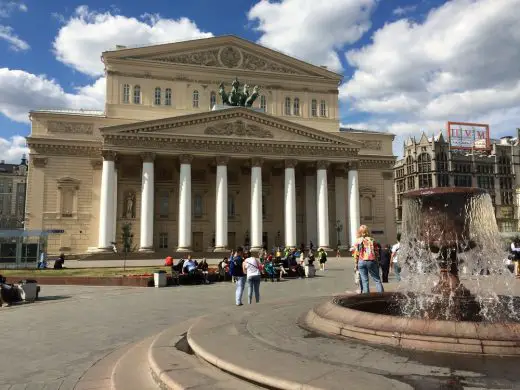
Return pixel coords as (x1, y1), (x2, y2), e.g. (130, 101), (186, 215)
(403, 187), (488, 199)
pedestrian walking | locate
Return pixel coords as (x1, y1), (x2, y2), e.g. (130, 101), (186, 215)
(243, 251), (261, 304)
(391, 233), (402, 282)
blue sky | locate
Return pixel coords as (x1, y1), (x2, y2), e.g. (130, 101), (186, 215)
(1, 0), (519, 162)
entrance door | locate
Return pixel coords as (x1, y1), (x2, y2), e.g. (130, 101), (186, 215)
(192, 232), (203, 252)
(262, 232), (268, 249)
(228, 232), (236, 250)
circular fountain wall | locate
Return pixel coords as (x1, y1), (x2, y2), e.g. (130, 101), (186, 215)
(303, 187), (520, 355)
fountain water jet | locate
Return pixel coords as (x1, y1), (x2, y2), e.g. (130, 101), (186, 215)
(302, 187), (520, 355)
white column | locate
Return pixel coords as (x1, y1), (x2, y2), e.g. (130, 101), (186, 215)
(112, 168), (118, 243)
(284, 160), (297, 248)
(250, 158), (263, 251)
(317, 161), (330, 250)
(177, 155), (192, 251)
(139, 153), (155, 252)
(348, 162), (361, 247)
(304, 169), (317, 248)
(98, 151), (116, 250)
(214, 156), (229, 251)
(334, 168), (348, 248)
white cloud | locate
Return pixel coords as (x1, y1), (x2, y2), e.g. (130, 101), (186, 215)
(0, 25), (29, 50)
(339, 0), (520, 152)
(393, 5), (417, 16)
(248, 0), (376, 72)
(0, 68), (105, 123)
(53, 6), (213, 77)
(0, 1), (27, 18)
(0, 135), (28, 163)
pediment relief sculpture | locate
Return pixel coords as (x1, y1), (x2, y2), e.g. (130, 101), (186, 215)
(130, 45), (301, 75)
(204, 120), (274, 139)
(360, 140), (382, 151)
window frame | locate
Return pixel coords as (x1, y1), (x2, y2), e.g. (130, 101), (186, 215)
(319, 100), (327, 117)
(133, 85), (141, 104)
(165, 88), (172, 106)
(210, 91), (216, 109)
(192, 90), (199, 108)
(284, 97), (291, 115)
(154, 87), (162, 106)
(260, 95), (267, 111)
(311, 99), (317, 117)
(122, 84), (130, 104)
(293, 98), (300, 116)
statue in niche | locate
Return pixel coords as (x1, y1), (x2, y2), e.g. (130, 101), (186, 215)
(218, 77), (260, 107)
(125, 192), (135, 219)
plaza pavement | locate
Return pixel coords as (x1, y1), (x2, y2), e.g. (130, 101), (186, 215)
(0, 257), (362, 389)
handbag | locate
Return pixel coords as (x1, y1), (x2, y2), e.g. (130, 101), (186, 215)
(354, 270), (360, 285)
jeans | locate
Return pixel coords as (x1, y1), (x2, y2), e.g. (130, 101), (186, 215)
(358, 260), (384, 293)
(247, 275), (261, 304)
(235, 276), (246, 305)
(393, 263), (401, 282)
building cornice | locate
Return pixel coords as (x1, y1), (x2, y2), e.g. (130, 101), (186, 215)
(27, 139), (101, 158)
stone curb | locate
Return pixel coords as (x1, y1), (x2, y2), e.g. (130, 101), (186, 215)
(186, 327), (309, 390)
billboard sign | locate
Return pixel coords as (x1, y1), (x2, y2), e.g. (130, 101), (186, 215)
(446, 121), (490, 150)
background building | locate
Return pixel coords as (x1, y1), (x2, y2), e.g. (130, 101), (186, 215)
(0, 156), (27, 230)
(25, 36), (396, 255)
(394, 129), (520, 233)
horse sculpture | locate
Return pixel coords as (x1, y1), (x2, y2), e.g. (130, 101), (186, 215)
(218, 78), (260, 107)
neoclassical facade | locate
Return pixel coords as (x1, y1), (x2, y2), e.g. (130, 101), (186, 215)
(25, 36), (396, 255)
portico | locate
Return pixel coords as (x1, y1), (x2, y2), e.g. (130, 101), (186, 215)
(95, 107), (362, 252)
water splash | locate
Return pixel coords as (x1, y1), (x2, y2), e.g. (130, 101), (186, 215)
(398, 189), (520, 323)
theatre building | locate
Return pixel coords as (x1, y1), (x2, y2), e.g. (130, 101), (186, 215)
(25, 35), (396, 255)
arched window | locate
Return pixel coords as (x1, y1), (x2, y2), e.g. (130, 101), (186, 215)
(210, 91), (216, 109)
(293, 98), (300, 116)
(193, 194), (203, 217)
(405, 155), (413, 175)
(228, 195), (236, 218)
(320, 100), (327, 117)
(311, 99), (317, 117)
(192, 90), (199, 108)
(122, 84), (130, 104)
(154, 87), (161, 105)
(260, 95), (267, 112)
(133, 85), (141, 104)
(284, 97), (291, 115)
(165, 88), (172, 106)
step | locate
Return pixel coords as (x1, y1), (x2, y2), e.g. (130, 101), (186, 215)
(74, 343), (134, 390)
(111, 336), (157, 390)
(148, 318), (261, 389)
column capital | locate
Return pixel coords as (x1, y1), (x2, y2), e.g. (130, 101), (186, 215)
(285, 159), (298, 169)
(179, 154), (193, 164)
(141, 152), (155, 163)
(316, 160), (330, 170)
(215, 156), (229, 166)
(348, 161), (360, 171)
(101, 150), (117, 161)
(251, 157), (264, 167)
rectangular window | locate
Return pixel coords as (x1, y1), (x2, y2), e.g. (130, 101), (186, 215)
(159, 232), (168, 249)
(122, 84), (130, 104)
(228, 196), (235, 218)
(165, 88), (172, 106)
(284, 97), (291, 115)
(154, 87), (161, 105)
(320, 100), (327, 117)
(311, 99), (317, 117)
(193, 90), (199, 108)
(193, 194), (203, 217)
(293, 98), (300, 116)
(159, 191), (169, 218)
(133, 85), (141, 104)
(260, 95), (267, 112)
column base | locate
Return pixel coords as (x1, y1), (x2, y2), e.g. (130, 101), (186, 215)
(176, 247), (192, 253)
(318, 246), (332, 252)
(138, 247), (155, 253)
(250, 246), (263, 252)
(213, 246), (228, 252)
(87, 247), (114, 254)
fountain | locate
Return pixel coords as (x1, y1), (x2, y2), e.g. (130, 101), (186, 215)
(302, 187), (520, 355)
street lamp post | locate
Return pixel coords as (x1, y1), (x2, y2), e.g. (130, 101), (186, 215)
(335, 220), (343, 248)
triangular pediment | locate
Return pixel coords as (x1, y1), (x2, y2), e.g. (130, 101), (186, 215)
(101, 108), (361, 149)
(103, 36), (342, 80)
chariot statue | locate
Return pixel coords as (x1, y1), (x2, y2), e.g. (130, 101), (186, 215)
(218, 77), (260, 107)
